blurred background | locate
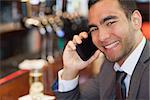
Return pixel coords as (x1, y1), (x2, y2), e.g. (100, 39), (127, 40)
(0, 0), (90, 78)
(0, 0), (149, 99)
(0, 0), (149, 79)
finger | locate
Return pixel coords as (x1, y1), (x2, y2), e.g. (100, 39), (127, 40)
(73, 35), (82, 44)
(67, 40), (76, 50)
(79, 32), (88, 39)
(87, 50), (101, 63)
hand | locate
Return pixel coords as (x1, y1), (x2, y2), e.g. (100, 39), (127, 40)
(62, 32), (101, 80)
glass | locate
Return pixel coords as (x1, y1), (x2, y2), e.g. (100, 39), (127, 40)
(29, 68), (44, 100)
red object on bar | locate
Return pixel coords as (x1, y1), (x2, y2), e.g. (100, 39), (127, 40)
(0, 70), (29, 85)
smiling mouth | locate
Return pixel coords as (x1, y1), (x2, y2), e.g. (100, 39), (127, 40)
(104, 41), (119, 49)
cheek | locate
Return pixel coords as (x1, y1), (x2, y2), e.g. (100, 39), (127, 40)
(111, 23), (129, 40)
(111, 24), (134, 51)
(91, 33), (100, 46)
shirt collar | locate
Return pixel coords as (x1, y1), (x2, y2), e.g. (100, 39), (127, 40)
(114, 37), (146, 76)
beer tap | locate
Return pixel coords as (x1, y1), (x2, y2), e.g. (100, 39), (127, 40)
(24, 17), (48, 60)
(44, 16), (55, 63)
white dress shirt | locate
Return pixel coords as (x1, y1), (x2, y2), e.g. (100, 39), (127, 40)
(58, 37), (146, 96)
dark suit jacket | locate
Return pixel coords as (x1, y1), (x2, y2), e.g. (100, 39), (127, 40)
(54, 40), (150, 100)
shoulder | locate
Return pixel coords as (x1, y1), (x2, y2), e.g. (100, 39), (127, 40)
(139, 39), (150, 64)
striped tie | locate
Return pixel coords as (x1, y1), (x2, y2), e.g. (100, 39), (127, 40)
(115, 71), (127, 100)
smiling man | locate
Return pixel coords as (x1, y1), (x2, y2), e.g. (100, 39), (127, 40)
(52, 0), (150, 100)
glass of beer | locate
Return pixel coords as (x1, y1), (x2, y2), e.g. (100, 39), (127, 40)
(29, 68), (44, 100)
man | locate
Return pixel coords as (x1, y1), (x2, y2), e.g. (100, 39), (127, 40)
(52, 0), (149, 100)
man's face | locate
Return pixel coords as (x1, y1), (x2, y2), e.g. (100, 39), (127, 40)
(88, 0), (137, 64)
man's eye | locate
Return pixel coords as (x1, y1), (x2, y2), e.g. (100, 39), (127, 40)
(106, 21), (116, 26)
(89, 27), (98, 33)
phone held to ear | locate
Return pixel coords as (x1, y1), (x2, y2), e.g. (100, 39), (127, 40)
(76, 33), (98, 61)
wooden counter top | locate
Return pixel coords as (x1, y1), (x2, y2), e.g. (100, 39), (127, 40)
(0, 56), (63, 100)
(0, 54), (103, 100)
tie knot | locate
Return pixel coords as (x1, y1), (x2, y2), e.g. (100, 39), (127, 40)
(116, 71), (127, 83)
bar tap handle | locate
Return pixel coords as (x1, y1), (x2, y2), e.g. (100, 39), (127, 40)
(46, 23), (55, 63)
(47, 17), (56, 63)
(39, 25), (47, 60)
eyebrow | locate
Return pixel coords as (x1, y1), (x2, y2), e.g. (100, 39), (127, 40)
(101, 15), (118, 24)
(88, 24), (97, 29)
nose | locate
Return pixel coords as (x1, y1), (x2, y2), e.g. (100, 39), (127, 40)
(98, 27), (110, 42)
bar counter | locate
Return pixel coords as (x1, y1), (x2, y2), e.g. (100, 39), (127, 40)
(0, 56), (63, 100)
(0, 53), (101, 100)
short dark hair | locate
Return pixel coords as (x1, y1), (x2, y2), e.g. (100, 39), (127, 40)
(88, 0), (138, 19)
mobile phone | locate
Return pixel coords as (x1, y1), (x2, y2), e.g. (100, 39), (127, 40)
(76, 33), (98, 61)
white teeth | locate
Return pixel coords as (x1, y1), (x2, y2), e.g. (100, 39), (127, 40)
(105, 41), (119, 49)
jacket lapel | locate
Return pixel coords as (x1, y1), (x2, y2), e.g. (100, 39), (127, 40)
(99, 60), (116, 99)
(127, 40), (150, 99)
(127, 63), (147, 99)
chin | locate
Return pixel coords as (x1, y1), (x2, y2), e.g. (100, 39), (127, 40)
(105, 54), (121, 63)
(106, 57), (117, 62)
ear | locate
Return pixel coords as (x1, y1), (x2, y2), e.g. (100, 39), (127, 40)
(131, 10), (142, 30)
